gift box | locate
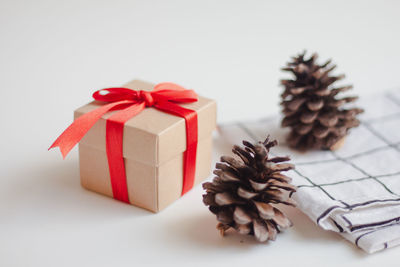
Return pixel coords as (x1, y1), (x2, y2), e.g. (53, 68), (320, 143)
(52, 79), (216, 212)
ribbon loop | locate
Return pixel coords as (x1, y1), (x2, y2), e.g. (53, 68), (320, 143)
(93, 87), (136, 102)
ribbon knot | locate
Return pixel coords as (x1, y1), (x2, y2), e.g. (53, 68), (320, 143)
(139, 90), (154, 106)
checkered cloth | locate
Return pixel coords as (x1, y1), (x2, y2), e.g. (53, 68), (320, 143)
(217, 89), (400, 253)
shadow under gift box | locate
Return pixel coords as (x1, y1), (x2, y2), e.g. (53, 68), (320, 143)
(74, 80), (217, 212)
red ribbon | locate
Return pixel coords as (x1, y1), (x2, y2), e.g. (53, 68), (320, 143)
(50, 82), (198, 203)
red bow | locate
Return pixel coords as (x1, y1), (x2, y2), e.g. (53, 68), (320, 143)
(50, 82), (198, 203)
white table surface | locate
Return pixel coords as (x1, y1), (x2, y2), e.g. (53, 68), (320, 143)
(1, 0), (400, 266)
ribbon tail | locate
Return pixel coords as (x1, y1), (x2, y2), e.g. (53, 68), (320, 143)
(155, 101), (198, 195)
(49, 100), (133, 158)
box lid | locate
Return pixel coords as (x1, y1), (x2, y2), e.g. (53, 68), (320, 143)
(74, 80), (217, 165)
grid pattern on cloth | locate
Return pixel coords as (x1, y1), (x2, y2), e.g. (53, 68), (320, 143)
(217, 90), (400, 253)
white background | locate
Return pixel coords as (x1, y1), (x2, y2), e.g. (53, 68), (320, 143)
(1, 0), (400, 266)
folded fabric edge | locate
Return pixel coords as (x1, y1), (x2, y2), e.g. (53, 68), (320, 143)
(333, 205), (400, 233)
(341, 222), (400, 253)
(297, 196), (400, 233)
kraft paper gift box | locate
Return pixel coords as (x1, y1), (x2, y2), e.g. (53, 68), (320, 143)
(73, 79), (216, 212)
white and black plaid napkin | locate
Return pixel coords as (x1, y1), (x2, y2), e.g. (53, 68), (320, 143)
(217, 89), (400, 253)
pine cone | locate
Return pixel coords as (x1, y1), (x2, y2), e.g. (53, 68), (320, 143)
(202, 137), (296, 242)
(281, 51), (364, 151)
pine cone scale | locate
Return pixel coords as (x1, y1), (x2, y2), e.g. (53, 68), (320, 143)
(233, 207), (252, 225)
(254, 201), (274, 218)
(253, 219), (269, 242)
(300, 111), (319, 124)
